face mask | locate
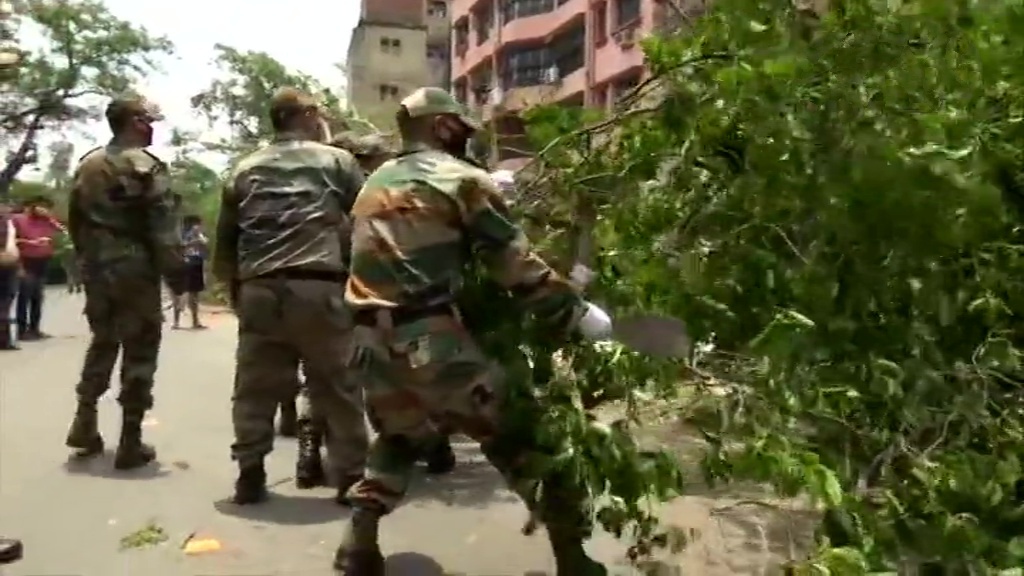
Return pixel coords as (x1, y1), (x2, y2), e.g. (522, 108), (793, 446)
(436, 118), (470, 158)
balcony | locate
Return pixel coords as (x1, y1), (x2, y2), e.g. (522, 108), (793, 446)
(592, 23), (644, 85)
(501, 0), (586, 44)
(453, 30), (498, 78)
(497, 66), (586, 112)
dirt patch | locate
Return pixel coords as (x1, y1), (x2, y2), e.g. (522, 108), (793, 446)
(600, 401), (819, 575)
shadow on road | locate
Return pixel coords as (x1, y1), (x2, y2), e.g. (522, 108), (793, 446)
(212, 494), (346, 526)
(384, 552), (445, 575)
(405, 442), (516, 509)
(61, 451), (171, 480)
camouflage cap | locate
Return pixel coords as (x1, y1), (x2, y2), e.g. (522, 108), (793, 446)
(105, 95), (164, 123)
(331, 131), (394, 157)
(269, 87), (321, 121)
(400, 87), (480, 131)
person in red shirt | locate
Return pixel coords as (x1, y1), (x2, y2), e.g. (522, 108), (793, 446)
(13, 195), (63, 340)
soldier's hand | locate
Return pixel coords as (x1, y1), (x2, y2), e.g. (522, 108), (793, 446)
(574, 301), (613, 341)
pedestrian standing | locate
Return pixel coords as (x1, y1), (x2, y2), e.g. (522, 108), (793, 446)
(171, 214), (208, 330)
(12, 195), (61, 340)
(213, 87), (369, 505)
(0, 201), (21, 350)
(64, 96), (183, 470)
(333, 87), (606, 576)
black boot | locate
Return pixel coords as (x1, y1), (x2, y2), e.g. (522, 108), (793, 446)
(423, 435), (456, 475)
(233, 461), (268, 505)
(333, 506), (385, 575)
(277, 399), (298, 437)
(295, 417), (326, 489)
(0, 537), (22, 564)
(65, 404), (104, 457)
(113, 415), (156, 470)
(0, 320), (17, 351)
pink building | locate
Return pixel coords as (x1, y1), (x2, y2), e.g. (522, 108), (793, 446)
(450, 0), (680, 167)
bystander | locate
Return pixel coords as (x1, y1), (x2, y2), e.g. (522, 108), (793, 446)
(12, 195), (63, 340)
(0, 201), (20, 350)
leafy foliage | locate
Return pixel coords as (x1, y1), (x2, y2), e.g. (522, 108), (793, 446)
(0, 0), (172, 191)
(513, 0), (1024, 571)
(190, 45), (376, 155)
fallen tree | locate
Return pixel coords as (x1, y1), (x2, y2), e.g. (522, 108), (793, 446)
(500, 0), (1024, 572)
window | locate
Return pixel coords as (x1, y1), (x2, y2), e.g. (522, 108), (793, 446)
(551, 25), (584, 78)
(501, 45), (550, 88)
(454, 80), (468, 104)
(474, 3), (493, 45)
(454, 20), (469, 54)
(501, 0), (554, 24)
(427, 45), (448, 61)
(594, 2), (608, 44)
(379, 37), (401, 54)
(428, 0), (447, 17)
(613, 74), (639, 101)
(378, 84), (400, 100)
(615, 0), (640, 27)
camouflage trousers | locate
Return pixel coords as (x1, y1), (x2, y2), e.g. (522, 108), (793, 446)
(231, 277), (368, 475)
(76, 269), (163, 414)
(343, 310), (589, 534)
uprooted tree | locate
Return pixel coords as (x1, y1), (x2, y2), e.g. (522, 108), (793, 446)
(489, 0), (1024, 572)
(0, 0), (172, 194)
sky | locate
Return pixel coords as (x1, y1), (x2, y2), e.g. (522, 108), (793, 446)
(16, 0), (360, 178)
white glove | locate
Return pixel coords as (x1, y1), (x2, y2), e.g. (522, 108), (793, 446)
(570, 263), (596, 287)
(490, 170), (516, 193)
(577, 301), (613, 340)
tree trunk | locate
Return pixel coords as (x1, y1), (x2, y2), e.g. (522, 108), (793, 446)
(0, 113), (43, 197)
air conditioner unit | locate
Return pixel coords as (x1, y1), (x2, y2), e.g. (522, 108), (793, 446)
(543, 65), (559, 83)
(617, 27), (636, 47)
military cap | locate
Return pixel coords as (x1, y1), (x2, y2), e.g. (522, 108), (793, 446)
(400, 87), (480, 131)
(268, 87), (321, 121)
(331, 131), (393, 157)
(105, 95), (163, 123)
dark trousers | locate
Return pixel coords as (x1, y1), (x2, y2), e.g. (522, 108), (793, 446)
(16, 257), (48, 334)
(0, 267), (17, 345)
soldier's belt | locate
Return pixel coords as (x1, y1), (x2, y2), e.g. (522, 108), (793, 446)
(250, 268), (346, 283)
(353, 303), (457, 329)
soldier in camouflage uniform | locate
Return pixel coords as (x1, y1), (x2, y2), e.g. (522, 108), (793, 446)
(214, 88), (369, 505)
(334, 87), (605, 575)
(64, 96), (183, 470)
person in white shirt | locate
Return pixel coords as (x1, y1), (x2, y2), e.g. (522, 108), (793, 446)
(0, 202), (21, 350)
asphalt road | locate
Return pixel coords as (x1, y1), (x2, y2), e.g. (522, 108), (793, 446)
(0, 289), (643, 576)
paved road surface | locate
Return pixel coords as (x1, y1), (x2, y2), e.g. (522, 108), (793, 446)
(0, 289), (642, 576)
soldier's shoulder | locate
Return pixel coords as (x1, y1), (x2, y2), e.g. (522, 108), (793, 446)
(106, 146), (166, 174)
(415, 151), (494, 195)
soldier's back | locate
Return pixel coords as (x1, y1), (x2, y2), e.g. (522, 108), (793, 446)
(73, 145), (167, 274)
(228, 139), (359, 280)
(347, 149), (494, 309)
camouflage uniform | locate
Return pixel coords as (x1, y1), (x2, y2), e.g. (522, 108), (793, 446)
(335, 88), (603, 575)
(65, 97), (182, 470)
(214, 88), (369, 504)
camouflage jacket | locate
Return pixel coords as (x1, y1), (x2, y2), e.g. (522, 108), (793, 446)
(213, 133), (364, 283)
(345, 143), (580, 323)
(68, 142), (181, 278)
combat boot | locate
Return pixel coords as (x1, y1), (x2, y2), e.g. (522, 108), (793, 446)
(113, 415), (156, 470)
(277, 399), (297, 437)
(233, 461), (269, 505)
(295, 417), (326, 489)
(0, 537), (22, 564)
(423, 435), (456, 475)
(548, 528), (607, 576)
(65, 404), (104, 457)
(333, 506), (385, 575)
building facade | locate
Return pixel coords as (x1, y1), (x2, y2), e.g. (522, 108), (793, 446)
(346, 0), (452, 132)
(450, 0), (695, 167)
